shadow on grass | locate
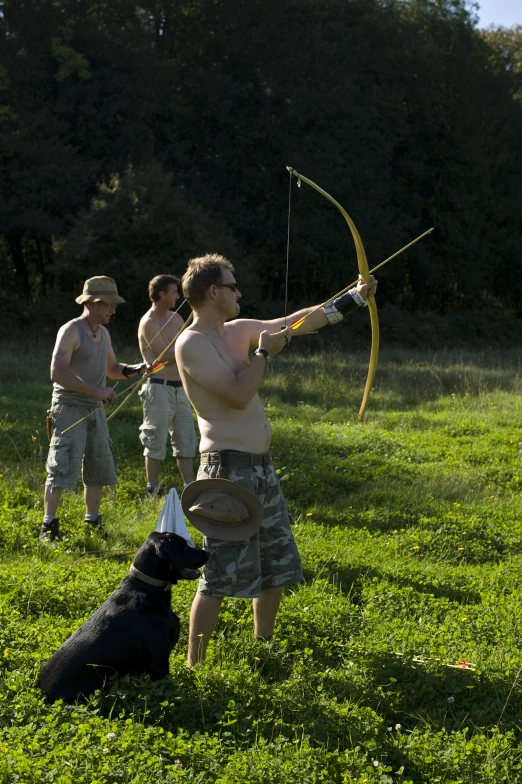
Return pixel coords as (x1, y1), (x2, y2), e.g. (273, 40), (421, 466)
(87, 641), (435, 782)
(321, 650), (520, 735)
(303, 564), (482, 608)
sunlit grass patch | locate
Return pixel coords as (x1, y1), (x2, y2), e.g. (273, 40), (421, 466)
(2, 345), (522, 781)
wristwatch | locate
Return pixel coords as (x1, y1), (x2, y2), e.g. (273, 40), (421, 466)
(254, 348), (271, 362)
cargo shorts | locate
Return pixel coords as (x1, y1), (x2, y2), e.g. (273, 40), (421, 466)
(45, 404), (118, 489)
(138, 381), (198, 460)
(196, 458), (303, 599)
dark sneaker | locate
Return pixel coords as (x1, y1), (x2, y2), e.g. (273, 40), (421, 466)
(39, 518), (60, 543)
(84, 516), (107, 538)
(146, 485), (168, 497)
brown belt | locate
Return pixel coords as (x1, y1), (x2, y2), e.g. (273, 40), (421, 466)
(200, 451), (272, 478)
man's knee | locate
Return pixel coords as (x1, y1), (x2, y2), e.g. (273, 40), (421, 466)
(46, 433), (82, 489)
(140, 423), (167, 460)
(171, 426), (198, 459)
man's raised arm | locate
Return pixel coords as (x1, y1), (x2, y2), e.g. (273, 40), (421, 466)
(235, 276), (378, 349)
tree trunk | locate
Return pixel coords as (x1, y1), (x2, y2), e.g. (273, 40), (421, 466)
(6, 231), (30, 298)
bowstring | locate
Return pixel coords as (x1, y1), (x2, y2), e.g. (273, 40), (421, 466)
(139, 299), (187, 356)
(284, 170), (293, 327)
(111, 299), (186, 394)
(285, 168), (358, 419)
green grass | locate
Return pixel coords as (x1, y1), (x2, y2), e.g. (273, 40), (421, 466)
(2, 345), (522, 782)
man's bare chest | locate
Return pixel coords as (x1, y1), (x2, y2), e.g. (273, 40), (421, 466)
(206, 333), (250, 374)
(148, 314), (181, 343)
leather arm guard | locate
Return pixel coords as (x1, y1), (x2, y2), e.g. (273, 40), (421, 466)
(122, 363), (146, 378)
(322, 288), (367, 324)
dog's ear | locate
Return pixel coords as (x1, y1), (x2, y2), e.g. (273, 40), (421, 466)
(154, 534), (183, 564)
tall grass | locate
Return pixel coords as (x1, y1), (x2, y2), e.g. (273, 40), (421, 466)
(2, 344), (522, 782)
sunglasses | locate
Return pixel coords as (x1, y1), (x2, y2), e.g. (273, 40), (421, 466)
(215, 283), (239, 292)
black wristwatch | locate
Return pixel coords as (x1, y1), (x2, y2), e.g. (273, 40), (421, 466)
(254, 348), (271, 363)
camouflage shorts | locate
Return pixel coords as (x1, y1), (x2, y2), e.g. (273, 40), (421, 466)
(196, 458), (303, 599)
(45, 403), (118, 489)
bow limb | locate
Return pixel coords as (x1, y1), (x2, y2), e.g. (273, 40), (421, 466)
(107, 311), (193, 423)
(287, 167), (379, 421)
(359, 295), (378, 421)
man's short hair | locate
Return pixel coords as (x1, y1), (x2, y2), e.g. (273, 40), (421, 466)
(181, 254), (234, 308)
(148, 275), (180, 303)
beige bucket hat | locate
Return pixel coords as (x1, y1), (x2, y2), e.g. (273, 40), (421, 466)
(75, 276), (125, 305)
(181, 478), (263, 542)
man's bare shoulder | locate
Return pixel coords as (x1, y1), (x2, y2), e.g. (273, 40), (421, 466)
(53, 319), (81, 358)
(169, 312), (184, 332)
(177, 328), (211, 353)
(140, 309), (183, 332)
(56, 319), (81, 341)
(138, 309), (154, 330)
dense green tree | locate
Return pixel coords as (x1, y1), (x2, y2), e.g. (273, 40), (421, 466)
(55, 163), (260, 329)
(481, 25), (522, 103)
(0, 0), (160, 300)
(1, 0), (522, 336)
(154, 0), (522, 311)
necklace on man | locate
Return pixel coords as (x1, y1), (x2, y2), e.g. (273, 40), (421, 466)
(86, 317), (100, 338)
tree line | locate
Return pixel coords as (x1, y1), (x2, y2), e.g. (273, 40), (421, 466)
(1, 0), (522, 342)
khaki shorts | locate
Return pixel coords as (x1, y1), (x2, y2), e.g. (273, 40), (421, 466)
(45, 403), (118, 489)
(139, 382), (198, 460)
(197, 458), (303, 599)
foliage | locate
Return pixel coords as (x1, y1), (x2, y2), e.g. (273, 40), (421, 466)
(55, 163), (261, 324)
(481, 24), (522, 103)
(1, 0), (522, 334)
(2, 344), (522, 781)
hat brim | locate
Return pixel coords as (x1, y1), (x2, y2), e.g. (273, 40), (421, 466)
(75, 294), (126, 305)
(181, 478), (263, 542)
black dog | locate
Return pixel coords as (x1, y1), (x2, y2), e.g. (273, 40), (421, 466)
(39, 532), (208, 702)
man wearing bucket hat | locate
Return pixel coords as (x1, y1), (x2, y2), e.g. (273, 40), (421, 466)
(39, 276), (149, 543)
(176, 254), (377, 666)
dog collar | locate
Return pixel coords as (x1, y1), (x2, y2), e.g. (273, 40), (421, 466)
(129, 564), (171, 591)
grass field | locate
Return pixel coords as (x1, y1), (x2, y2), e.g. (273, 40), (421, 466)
(1, 344), (522, 783)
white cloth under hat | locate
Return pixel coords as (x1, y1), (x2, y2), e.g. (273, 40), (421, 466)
(155, 488), (195, 547)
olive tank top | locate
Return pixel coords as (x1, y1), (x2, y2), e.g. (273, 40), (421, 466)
(52, 319), (109, 407)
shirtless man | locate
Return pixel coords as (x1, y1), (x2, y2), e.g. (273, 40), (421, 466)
(39, 276), (148, 543)
(138, 275), (198, 492)
(175, 254), (377, 666)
